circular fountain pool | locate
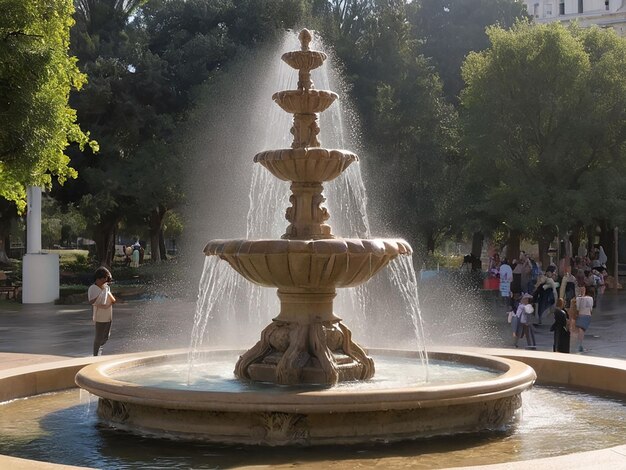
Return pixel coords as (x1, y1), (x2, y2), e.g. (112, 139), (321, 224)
(2, 385), (626, 469)
(75, 349), (535, 445)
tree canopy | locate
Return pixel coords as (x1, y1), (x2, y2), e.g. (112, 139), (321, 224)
(52, 0), (312, 265)
(0, 0), (96, 211)
(461, 21), (626, 264)
(7, 0), (626, 268)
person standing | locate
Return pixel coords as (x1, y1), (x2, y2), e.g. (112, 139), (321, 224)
(499, 260), (513, 302)
(515, 293), (536, 349)
(88, 267), (116, 356)
(559, 268), (577, 308)
(533, 268), (558, 325)
(131, 240), (141, 268)
(550, 298), (570, 353)
(574, 288), (593, 353)
(509, 293), (521, 347)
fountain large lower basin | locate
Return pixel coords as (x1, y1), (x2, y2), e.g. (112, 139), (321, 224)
(5, 349), (626, 468)
(74, 349), (536, 445)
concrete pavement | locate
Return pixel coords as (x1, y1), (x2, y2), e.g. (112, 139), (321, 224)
(1, 289), (626, 363)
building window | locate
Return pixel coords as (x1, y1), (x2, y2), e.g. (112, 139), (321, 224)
(534, 2), (540, 17)
(545, 3), (553, 15)
(559, 1), (565, 14)
(606, 0), (610, 10)
(578, 0), (583, 13)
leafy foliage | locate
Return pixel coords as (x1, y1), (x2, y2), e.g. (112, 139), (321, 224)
(53, 0), (311, 265)
(319, 1), (461, 254)
(0, 0), (97, 211)
(461, 21), (626, 260)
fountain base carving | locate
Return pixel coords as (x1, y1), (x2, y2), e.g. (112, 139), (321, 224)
(234, 289), (374, 385)
(235, 320), (374, 385)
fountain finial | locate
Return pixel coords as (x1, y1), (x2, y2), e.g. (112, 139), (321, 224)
(299, 29), (312, 51)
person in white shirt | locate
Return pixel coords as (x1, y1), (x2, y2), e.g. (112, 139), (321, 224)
(88, 267), (116, 356)
(514, 293), (536, 349)
(574, 287), (593, 353)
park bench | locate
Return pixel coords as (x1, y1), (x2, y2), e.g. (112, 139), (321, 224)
(0, 271), (19, 300)
(0, 285), (19, 300)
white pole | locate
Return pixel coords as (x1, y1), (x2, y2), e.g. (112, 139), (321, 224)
(26, 186), (42, 253)
(23, 186), (59, 303)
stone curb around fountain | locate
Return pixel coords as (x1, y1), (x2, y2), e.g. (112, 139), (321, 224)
(2, 349), (626, 468)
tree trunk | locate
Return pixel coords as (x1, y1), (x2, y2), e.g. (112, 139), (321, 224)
(537, 225), (556, 270)
(159, 229), (167, 261)
(470, 231), (484, 271)
(507, 230), (521, 263)
(570, 223), (583, 258)
(426, 231), (436, 254)
(471, 232), (483, 259)
(94, 220), (117, 268)
(148, 206), (168, 264)
(586, 224), (597, 254)
(0, 201), (16, 265)
(0, 236), (11, 265)
(537, 237), (550, 270)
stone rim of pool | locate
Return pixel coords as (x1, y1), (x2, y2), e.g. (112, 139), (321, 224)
(3, 348), (626, 468)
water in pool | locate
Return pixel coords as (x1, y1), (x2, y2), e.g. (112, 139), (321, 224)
(1, 386), (625, 469)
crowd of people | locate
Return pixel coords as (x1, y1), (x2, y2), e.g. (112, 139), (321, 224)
(489, 247), (610, 354)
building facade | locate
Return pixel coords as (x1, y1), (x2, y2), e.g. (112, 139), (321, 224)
(522, 0), (626, 34)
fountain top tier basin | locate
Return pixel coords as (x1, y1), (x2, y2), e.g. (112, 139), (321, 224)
(75, 349), (537, 446)
(204, 238), (411, 290)
(281, 49), (327, 72)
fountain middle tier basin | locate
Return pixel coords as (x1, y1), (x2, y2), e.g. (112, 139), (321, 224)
(281, 49), (327, 71)
(254, 147), (357, 182)
(203, 238), (411, 289)
(272, 89), (338, 114)
(75, 349), (536, 446)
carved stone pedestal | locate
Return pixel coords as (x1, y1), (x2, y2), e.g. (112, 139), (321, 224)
(234, 289), (374, 385)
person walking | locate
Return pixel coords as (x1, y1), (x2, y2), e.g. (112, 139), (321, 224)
(88, 267), (116, 356)
(550, 298), (570, 353)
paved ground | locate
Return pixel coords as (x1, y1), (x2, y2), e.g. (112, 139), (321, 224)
(1, 288), (625, 362)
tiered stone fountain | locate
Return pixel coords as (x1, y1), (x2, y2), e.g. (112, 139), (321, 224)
(204, 29), (410, 386)
(75, 30), (536, 445)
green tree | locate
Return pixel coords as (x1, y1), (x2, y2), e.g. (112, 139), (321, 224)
(57, 0), (149, 266)
(57, 0), (311, 266)
(461, 22), (626, 267)
(322, 1), (461, 255)
(0, 0), (96, 211)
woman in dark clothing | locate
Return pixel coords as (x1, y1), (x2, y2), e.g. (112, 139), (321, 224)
(551, 298), (570, 353)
